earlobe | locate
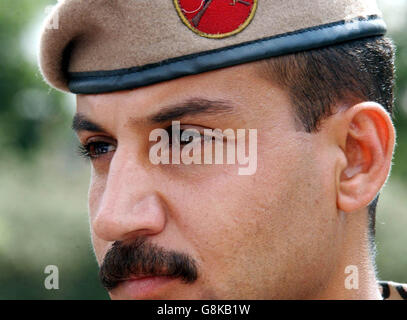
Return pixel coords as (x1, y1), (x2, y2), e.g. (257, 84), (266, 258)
(337, 102), (395, 213)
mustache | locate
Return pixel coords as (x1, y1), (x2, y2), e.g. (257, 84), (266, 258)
(99, 238), (198, 291)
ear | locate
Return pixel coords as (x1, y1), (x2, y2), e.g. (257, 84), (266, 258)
(336, 102), (396, 213)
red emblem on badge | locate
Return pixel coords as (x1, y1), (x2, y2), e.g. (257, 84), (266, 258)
(174, 0), (258, 39)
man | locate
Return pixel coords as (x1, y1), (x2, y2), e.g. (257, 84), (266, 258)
(39, 0), (406, 299)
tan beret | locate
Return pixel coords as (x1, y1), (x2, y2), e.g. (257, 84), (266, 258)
(39, 0), (386, 94)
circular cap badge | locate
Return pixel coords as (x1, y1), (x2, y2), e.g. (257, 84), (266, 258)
(174, 0), (258, 39)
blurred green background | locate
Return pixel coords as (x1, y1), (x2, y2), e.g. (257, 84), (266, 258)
(0, 1), (406, 299)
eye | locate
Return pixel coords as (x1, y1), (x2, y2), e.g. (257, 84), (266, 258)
(79, 141), (117, 159)
(166, 125), (221, 146)
(180, 129), (203, 144)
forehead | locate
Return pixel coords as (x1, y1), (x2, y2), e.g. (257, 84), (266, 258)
(75, 62), (288, 122)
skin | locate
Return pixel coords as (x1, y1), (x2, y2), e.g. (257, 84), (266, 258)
(74, 62), (395, 300)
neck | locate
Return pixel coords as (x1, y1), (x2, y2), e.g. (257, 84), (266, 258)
(313, 210), (382, 300)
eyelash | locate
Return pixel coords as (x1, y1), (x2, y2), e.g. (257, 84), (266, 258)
(78, 141), (115, 160)
(78, 144), (91, 159)
(166, 126), (219, 145)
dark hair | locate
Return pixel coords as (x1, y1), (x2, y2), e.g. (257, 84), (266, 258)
(259, 36), (396, 238)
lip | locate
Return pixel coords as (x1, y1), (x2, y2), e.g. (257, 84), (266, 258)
(112, 276), (177, 299)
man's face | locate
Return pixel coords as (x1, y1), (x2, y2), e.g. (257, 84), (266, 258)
(75, 63), (342, 299)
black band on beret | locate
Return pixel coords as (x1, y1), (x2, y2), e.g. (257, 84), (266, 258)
(68, 15), (386, 94)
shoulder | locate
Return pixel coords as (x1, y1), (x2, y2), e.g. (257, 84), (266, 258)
(379, 281), (407, 300)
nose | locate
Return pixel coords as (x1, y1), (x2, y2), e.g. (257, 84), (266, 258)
(92, 153), (167, 242)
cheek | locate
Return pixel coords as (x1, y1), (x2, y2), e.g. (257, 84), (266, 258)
(170, 133), (319, 247)
(88, 168), (106, 219)
(87, 171), (108, 263)
(171, 133), (338, 296)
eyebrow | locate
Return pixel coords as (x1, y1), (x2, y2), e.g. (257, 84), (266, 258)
(72, 113), (106, 133)
(149, 98), (235, 123)
(72, 98), (235, 133)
